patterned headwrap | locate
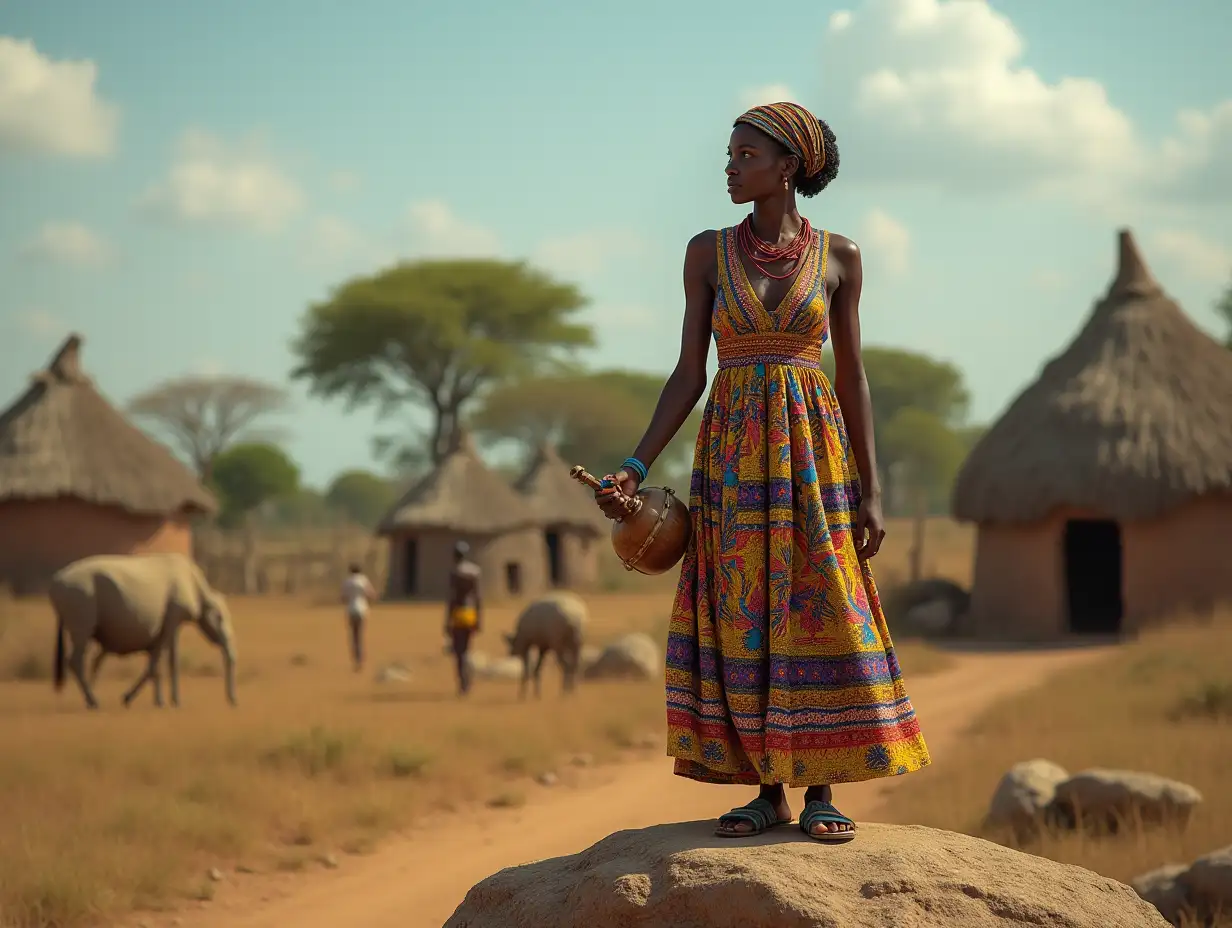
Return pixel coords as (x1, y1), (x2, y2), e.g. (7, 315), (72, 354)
(734, 102), (826, 179)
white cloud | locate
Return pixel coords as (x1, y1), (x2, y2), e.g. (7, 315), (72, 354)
(532, 229), (646, 279)
(405, 200), (502, 259)
(738, 84), (798, 110)
(858, 208), (911, 275)
(822, 0), (1141, 199)
(0, 36), (118, 157)
(1148, 229), (1232, 283)
(139, 129), (303, 233)
(18, 220), (113, 267)
(12, 307), (67, 339)
(299, 214), (392, 272)
(1153, 102), (1232, 203)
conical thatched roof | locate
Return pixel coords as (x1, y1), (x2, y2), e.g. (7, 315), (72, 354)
(0, 334), (217, 515)
(514, 441), (609, 534)
(377, 428), (541, 534)
(952, 229), (1232, 525)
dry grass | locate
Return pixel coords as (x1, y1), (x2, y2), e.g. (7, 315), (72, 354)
(879, 608), (1232, 923)
(0, 536), (953, 928)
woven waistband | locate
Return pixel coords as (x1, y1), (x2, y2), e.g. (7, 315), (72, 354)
(715, 333), (823, 370)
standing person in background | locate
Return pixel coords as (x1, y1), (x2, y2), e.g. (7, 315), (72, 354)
(445, 541), (483, 697)
(341, 563), (378, 673)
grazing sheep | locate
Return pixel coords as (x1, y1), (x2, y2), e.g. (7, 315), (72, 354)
(49, 553), (238, 710)
(504, 591), (589, 699)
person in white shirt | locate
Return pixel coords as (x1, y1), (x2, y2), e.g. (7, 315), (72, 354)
(340, 563), (378, 672)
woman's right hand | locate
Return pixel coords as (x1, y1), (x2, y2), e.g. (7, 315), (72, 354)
(594, 469), (642, 521)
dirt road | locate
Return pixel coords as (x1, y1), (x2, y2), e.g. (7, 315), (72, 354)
(155, 645), (1111, 928)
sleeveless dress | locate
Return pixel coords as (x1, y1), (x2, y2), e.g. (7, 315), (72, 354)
(664, 226), (932, 787)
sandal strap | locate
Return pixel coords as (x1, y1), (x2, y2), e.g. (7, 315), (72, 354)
(800, 800), (855, 829)
(718, 796), (778, 831)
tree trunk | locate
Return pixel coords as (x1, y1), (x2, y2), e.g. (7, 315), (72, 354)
(908, 484), (927, 584)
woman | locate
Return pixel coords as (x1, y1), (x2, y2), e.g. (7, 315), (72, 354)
(596, 102), (930, 841)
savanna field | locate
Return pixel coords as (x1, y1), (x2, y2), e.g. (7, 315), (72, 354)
(1, 517), (1229, 927)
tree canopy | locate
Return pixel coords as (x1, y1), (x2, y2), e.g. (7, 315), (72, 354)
(127, 375), (289, 482)
(469, 368), (702, 487)
(325, 469), (398, 528)
(210, 442), (301, 527)
(1216, 275), (1232, 348)
(290, 258), (594, 465)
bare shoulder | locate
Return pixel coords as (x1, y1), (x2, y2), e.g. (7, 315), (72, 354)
(826, 231), (860, 261)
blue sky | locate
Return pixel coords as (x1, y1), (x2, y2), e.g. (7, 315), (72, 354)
(2, 0), (1230, 486)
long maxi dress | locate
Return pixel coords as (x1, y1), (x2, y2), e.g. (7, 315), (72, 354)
(665, 226), (932, 787)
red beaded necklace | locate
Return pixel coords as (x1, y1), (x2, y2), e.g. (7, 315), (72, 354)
(736, 215), (812, 280)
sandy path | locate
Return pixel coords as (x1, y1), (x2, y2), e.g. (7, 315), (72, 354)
(155, 646), (1111, 928)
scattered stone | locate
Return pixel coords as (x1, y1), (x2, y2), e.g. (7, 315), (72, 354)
(1178, 844), (1232, 915)
(570, 753), (594, 768)
(444, 820), (1169, 927)
(582, 633), (659, 682)
(374, 662), (412, 684)
(207, 867), (224, 882)
(235, 863), (256, 874)
(1131, 864), (1191, 925)
(320, 852), (340, 869)
(535, 771), (559, 787)
(987, 758), (1070, 835)
(579, 645), (602, 673)
(476, 656), (524, 682)
(634, 732), (660, 750)
(1050, 769), (1203, 832)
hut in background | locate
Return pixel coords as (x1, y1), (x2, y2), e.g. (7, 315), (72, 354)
(377, 429), (547, 600)
(0, 334), (217, 594)
(514, 441), (609, 589)
(951, 229), (1232, 640)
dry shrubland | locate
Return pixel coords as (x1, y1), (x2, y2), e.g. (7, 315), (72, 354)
(0, 519), (962, 928)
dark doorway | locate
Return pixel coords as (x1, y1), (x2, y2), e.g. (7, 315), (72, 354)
(1063, 519), (1123, 634)
(505, 562), (522, 596)
(403, 538), (419, 597)
(544, 531), (563, 586)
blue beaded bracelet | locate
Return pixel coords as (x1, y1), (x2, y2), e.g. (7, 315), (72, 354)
(621, 456), (648, 482)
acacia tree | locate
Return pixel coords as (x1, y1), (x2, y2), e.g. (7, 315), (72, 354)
(470, 368), (702, 488)
(210, 442), (301, 528)
(127, 376), (290, 483)
(290, 258), (594, 466)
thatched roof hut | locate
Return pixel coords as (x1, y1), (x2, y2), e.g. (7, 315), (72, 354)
(952, 229), (1232, 639)
(0, 334), (215, 593)
(514, 441), (609, 587)
(377, 429), (548, 599)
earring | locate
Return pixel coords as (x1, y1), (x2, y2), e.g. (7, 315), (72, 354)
(783, 177), (790, 190)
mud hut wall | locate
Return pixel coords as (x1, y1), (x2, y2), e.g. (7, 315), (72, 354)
(1121, 495), (1232, 626)
(553, 528), (601, 589)
(0, 498), (193, 595)
(968, 516), (1065, 640)
(385, 527), (548, 601)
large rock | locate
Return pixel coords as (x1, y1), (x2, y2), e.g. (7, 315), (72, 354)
(582, 633), (659, 682)
(987, 759), (1069, 835)
(1050, 769), (1203, 832)
(443, 820), (1168, 928)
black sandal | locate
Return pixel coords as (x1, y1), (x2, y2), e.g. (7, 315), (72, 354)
(714, 796), (790, 838)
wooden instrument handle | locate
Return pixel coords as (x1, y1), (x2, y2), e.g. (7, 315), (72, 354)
(569, 465), (641, 515)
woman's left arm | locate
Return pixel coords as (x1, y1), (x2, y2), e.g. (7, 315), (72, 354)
(828, 234), (885, 560)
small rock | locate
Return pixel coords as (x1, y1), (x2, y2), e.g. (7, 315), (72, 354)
(1179, 844), (1232, 913)
(582, 633), (659, 682)
(374, 662), (412, 684)
(235, 863), (256, 874)
(570, 753), (594, 768)
(1051, 769), (1203, 832)
(635, 732), (661, 750)
(320, 852), (340, 869)
(536, 771), (559, 787)
(987, 759), (1069, 835)
(207, 867), (224, 882)
(1131, 864), (1191, 925)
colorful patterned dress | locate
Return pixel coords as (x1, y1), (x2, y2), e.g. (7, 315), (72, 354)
(665, 226), (932, 787)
